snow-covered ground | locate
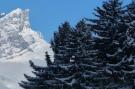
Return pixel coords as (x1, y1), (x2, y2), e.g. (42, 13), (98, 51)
(0, 8), (54, 89)
(0, 59), (47, 89)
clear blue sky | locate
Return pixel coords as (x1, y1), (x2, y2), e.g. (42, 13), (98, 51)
(0, 0), (131, 42)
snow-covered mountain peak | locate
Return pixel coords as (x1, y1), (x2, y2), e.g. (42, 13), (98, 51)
(4, 8), (29, 19)
(7, 8), (29, 17)
(0, 8), (30, 32)
(0, 8), (53, 62)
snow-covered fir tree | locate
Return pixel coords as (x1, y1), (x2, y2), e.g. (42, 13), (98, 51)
(50, 22), (79, 89)
(51, 22), (76, 64)
(19, 52), (64, 89)
(120, 0), (135, 87)
(87, 0), (130, 88)
(53, 20), (97, 89)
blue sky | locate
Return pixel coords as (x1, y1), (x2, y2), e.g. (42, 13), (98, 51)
(0, 0), (131, 42)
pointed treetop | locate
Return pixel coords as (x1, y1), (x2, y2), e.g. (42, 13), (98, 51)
(59, 21), (71, 30)
(29, 60), (34, 68)
(133, 0), (135, 3)
(76, 19), (86, 31)
(45, 52), (52, 66)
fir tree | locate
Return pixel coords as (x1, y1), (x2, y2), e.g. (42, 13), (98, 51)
(50, 21), (82, 89)
(120, 0), (135, 87)
(51, 22), (76, 64)
(19, 52), (64, 89)
(45, 52), (53, 66)
(19, 21), (77, 89)
(53, 20), (97, 89)
(87, 0), (128, 88)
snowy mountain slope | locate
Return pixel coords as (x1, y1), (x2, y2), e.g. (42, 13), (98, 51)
(0, 8), (54, 89)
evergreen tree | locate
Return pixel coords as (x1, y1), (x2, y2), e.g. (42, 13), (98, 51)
(74, 20), (98, 87)
(50, 21), (82, 89)
(19, 22), (77, 89)
(45, 52), (53, 66)
(53, 20), (97, 89)
(87, 0), (128, 88)
(51, 22), (76, 64)
(19, 52), (64, 89)
(120, 0), (135, 87)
